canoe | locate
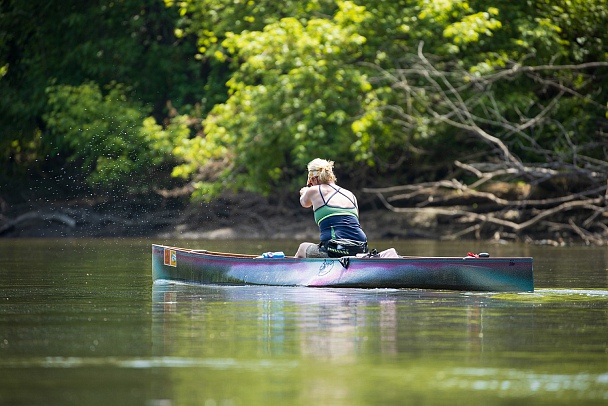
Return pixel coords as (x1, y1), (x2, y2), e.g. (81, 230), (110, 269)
(152, 244), (534, 292)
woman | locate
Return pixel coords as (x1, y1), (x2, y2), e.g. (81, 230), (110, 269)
(295, 158), (368, 258)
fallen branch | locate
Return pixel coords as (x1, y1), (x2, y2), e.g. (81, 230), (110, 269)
(362, 44), (607, 244)
(365, 179), (607, 208)
(374, 191), (604, 230)
(0, 211), (76, 235)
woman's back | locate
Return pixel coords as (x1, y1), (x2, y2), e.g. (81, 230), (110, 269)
(309, 183), (357, 211)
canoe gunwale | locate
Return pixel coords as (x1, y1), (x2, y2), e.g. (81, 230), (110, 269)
(155, 244), (531, 262)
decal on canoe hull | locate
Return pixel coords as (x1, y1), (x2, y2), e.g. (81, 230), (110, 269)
(164, 248), (177, 267)
(318, 259), (335, 276)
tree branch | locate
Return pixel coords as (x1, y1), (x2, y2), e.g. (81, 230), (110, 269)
(363, 44), (608, 244)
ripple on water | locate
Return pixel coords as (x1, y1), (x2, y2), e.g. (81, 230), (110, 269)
(0, 356), (299, 370)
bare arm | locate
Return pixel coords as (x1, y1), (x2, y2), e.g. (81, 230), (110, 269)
(299, 186), (314, 208)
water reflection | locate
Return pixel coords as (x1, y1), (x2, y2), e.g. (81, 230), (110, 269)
(1, 238), (607, 406)
(149, 282), (608, 404)
(151, 283), (491, 362)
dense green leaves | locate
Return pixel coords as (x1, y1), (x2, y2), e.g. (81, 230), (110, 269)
(1, 0), (606, 201)
(171, 0), (606, 198)
(172, 6), (383, 196)
(0, 0), (204, 177)
(44, 82), (189, 190)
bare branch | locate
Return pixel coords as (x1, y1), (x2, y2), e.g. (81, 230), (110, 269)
(363, 43), (608, 244)
(415, 42), (526, 170)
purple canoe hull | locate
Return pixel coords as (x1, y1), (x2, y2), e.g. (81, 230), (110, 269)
(152, 244), (534, 292)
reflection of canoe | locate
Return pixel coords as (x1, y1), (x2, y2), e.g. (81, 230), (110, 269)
(151, 244), (534, 292)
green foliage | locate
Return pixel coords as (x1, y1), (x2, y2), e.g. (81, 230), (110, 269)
(163, 0), (607, 198)
(2, 0), (606, 202)
(171, 3), (390, 198)
(44, 82), (188, 190)
(0, 0), (205, 181)
(165, 0), (337, 58)
(443, 9), (502, 45)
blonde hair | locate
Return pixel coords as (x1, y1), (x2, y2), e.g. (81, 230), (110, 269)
(307, 158), (337, 184)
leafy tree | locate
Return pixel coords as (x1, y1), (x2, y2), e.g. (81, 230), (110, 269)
(2, 0), (606, 206)
(164, 0), (337, 57)
(0, 0), (205, 181)
(169, 2), (392, 199)
(167, 0), (528, 197)
(44, 82), (190, 191)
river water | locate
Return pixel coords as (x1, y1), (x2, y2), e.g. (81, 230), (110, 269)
(0, 238), (606, 405)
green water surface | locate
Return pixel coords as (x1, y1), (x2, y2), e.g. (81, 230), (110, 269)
(0, 238), (606, 405)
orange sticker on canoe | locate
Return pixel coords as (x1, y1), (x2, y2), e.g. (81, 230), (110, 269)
(164, 249), (177, 267)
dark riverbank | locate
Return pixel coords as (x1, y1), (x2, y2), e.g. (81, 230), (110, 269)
(0, 192), (417, 241)
(0, 191), (596, 247)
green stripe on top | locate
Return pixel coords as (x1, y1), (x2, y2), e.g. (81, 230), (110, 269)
(314, 205), (359, 225)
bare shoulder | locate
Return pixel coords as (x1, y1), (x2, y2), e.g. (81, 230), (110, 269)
(300, 186), (317, 208)
(328, 183), (356, 198)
